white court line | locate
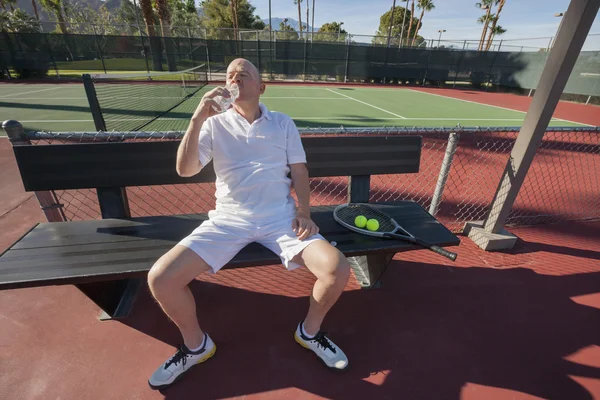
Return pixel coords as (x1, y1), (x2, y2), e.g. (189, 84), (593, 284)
(406, 89), (592, 127)
(326, 88), (407, 119)
(0, 87), (65, 98)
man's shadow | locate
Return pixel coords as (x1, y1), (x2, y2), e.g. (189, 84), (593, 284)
(121, 260), (600, 399)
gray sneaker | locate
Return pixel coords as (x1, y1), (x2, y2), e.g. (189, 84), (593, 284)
(148, 333), (216, 390)
(294, 322), (349, 371)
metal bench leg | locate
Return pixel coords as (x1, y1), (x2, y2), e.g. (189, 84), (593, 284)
(75, 278), (141, 321)
(347, 253), (395, 288)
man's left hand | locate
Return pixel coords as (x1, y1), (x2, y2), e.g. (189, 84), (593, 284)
(292, 213), (319, 240)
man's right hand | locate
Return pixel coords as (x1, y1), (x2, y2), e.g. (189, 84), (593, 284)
(194, 86), (231, 119)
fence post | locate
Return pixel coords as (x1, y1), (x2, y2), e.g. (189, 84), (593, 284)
(139, 34), (151, 73)
(92, 26), (107, 74)
(344, 36), (351, 83)
(256, 33), (261, 72)
(2, 120), (66, 222)
(303, 37), (307, 82)
(429, 131), (459, 217)
(205, 44), (212, 81)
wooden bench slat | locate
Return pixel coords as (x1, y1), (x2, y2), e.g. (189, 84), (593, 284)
(0, 203), (459, 290)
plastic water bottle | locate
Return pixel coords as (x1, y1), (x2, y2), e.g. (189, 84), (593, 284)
(212, 84), (239, 113)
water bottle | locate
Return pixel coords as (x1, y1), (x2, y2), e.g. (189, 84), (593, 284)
(212, 84), (239, 113)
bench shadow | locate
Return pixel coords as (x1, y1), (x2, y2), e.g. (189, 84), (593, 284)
(120, 261), (600, 400)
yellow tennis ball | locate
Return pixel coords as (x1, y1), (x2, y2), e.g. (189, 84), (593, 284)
(366, 219), (379, 231)
(354, 215), (367, 228)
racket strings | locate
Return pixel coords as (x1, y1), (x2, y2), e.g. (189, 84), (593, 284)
(336, 205), (396, 232)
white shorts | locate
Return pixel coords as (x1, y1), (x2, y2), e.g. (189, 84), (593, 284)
(178, 213), (326, 273)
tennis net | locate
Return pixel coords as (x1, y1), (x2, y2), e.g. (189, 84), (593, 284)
(83, 64), (208, 132)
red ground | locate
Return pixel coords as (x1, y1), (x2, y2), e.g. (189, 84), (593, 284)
(0, 221), (599, 400)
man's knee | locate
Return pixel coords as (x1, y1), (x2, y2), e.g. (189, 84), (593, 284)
(148, 245), (210, 294)
(310, 245), (351, 284)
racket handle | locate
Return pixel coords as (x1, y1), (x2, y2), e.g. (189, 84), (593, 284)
(430, 245), (458, 261)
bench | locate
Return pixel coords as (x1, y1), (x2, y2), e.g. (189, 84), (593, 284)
(1, 120), (460, 320)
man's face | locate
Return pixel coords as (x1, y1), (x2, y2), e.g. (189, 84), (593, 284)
(226, 59), (265, 102)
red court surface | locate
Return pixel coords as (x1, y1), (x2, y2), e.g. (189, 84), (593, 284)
(0, 220), (599, 400)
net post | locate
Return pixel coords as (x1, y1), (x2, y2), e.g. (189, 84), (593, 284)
(82, 74), (107, 132)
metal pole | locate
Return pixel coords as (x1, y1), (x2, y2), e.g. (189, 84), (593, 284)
(479, 0), (599, 238)
(205, 45), (211, 81)
(312, 0), (315, 42)
(429, 132), (459, 217)
(344, 37), (350, 83)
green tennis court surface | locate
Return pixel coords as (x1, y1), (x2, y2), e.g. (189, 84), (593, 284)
(0, 83), (588, 134)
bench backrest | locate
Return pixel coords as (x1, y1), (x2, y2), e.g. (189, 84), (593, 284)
(8, 132), (421, 218)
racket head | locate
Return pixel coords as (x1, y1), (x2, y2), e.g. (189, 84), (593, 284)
(333, 203), (398, 236)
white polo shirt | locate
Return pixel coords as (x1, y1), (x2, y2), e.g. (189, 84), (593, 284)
(198, 103), (307, 223)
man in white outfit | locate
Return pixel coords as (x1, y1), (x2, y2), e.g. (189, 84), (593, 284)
(147, 58), (351, 390)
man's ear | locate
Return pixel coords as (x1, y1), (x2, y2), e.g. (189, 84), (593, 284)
(259, 83), (266, 94)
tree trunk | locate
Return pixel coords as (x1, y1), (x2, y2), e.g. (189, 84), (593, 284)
(31, 0), (41, 21)
(297, 0), (302, 34)
(478, 6), (492, 51)
(139, 0), (162, 71)
(485, 0), (505, 51)
(412, 8), (425, 46)
(161, 23), (177, 71)
(406, 0), (415, 46)
(306, 0), (309, 38)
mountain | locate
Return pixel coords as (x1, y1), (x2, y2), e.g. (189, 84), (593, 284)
(262, 17), (319, 32)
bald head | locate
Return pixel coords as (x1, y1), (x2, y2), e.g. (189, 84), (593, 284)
(228, 58), (262, 83)
(226, 58), (265, 104)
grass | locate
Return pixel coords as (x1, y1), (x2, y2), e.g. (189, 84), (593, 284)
(0, 82), (589, 134)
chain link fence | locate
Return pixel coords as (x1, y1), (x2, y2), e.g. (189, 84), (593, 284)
(16, 126), (599, 233)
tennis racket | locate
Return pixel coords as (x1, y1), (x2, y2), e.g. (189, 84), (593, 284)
(333, 203), (457, 261)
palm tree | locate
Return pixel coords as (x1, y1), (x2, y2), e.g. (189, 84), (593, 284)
(484, 0), (505, 50)
(230, 0), (239, 40)
(155, 0), (176, 71)
(294, 0), (302, 34)
(5, 0), (16, 11)
(486, 24), (506, 50)
(406, 0), (415, 46)
(475, 0), (494, 51)
(412, 0), (435, 46)
(31, 0), (41, 21)
(39, 0), (68, 33)
(138, 0), (163, 70)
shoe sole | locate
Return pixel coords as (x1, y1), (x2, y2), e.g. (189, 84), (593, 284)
(294, 332), (349, 372)
(148, 344), (217, 390)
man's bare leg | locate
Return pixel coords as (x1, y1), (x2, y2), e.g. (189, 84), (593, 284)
(148, 245), (212, 349)
(296, 240), (351, 335)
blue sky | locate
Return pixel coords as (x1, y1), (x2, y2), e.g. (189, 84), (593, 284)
(247, 0), (599, 50)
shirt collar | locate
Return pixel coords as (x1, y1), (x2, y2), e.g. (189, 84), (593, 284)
(259, 103), (273, 120)
(228, 103), (272, 121)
